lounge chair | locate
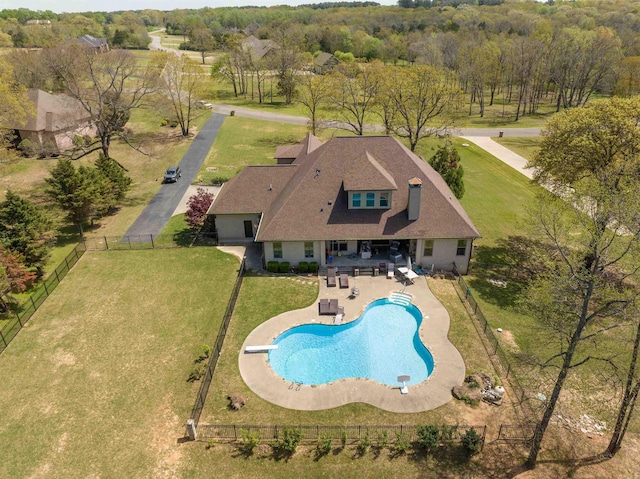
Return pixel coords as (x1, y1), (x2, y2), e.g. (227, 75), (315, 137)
(327, 267), (337, 287)
(387, 263), (395, 279)
(339, 273), (349, 288)
(319, 298), (339, 315)
(334, 306), (345, 325)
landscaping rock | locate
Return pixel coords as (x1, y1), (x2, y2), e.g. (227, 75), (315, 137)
(452, 385), (465, 400)
(228, 393), (246, 410)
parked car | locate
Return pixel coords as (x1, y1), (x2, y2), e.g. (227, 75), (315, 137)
(164, 166), (181, 183)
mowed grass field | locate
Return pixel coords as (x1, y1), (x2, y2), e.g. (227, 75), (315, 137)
(0, 248), (239, 478)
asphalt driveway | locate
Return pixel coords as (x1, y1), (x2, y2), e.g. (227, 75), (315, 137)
(123, 113), (226, 239)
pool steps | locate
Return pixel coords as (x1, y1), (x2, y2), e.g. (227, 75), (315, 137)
(388, 292), (412, 306)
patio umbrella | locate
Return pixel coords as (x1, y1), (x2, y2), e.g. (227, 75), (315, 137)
(406, 254), (412, 271)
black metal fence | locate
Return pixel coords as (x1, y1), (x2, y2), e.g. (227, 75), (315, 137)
(82, 232), (218, 251)
(452, 264), (527, 406)
(196, 423), (486, 445)
(495, 424), (535, 444)
(0, 243), (86, 355)
(190, 257), (246, 427)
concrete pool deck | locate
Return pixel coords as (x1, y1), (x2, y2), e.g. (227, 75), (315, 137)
(239, 274), (466, 413)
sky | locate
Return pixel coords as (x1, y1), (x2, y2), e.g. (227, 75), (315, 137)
(0, 0), (398, 14)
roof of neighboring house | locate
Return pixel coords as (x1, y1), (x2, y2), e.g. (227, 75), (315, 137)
(209, 165), (298, 215)
(274, 133), (323, 161)
(314, 52), (338, 66)
(211, 135), (480, 242)
(243, 35), (277, 60)
(13, 89), (91, 133)
(78, 35), (108, 48)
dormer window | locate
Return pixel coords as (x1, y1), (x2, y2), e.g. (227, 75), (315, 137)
(348, 191), (392, 210)
(366, 193), (375, 207)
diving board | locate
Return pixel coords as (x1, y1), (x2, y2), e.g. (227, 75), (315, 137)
(245, 345), (278, 353)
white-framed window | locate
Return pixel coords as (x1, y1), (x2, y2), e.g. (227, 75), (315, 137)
(352, 193), (361, 208)
(423, 239), (434, 257)
(304, 242), (314, 258)
(379, 192), (389, 207)
(273, 242), (283, 259)
(456, 239), (467, 256)
(366, 192), (375, 207)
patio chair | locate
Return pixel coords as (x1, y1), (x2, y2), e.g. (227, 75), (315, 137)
(339, 273), (349, 288)
(387, 263), (395, 279)
(327, 267), (337, 287)
(320, 298), (339, 315)
(334, 306), (345, 325)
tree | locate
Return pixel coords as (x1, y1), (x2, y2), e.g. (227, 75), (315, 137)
(0, 191), (55, 273)
(388, 65), (463, 152)
(268, 22), (304, 105)
(42, 42), (160, 160)
(211, 34), (249, 98)
(0, 247), (36, 311)
(189, 28), (216, 65)
(428, 144), (465, 199)
(0, 57), (30, 161)
(44, 159), (105, 226)
(185, 188), (214, 229)
(524, 97), (640, 469)
(296, 73), (331, 135)
(327, 62), (381, 136)
(94, 153), (132, 214)
(156, 53), (207, 137)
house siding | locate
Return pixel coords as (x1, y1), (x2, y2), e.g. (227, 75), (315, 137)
(416, 238), (471, 274)
(264, 240), (322, 266)
(214, 214), (261, 242)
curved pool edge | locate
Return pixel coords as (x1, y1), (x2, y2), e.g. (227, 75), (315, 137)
(239, 276), (466, 413)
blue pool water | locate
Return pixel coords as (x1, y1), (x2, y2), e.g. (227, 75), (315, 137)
(268, 299), (434, 386)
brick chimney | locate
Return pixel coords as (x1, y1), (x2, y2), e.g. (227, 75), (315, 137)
(407, 177), (422, 221)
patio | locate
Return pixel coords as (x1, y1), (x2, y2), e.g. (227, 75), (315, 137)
(239, 273), (466, 413)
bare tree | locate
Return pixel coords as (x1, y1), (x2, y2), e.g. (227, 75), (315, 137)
(42, 42), (160, 160)
(296, 73), (331, 135)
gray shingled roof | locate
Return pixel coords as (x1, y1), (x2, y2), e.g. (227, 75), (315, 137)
(243, 35), (277, 60)
(314, 52), (337, 66)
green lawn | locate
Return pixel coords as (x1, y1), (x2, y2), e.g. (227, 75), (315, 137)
(0, 248), (239, 478)
(197, 116), (310, 183)
(493, 136), (542, 161)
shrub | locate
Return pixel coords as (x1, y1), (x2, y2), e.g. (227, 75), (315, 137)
(267, 261), (279, 273)
(298, 262), (309, 273)
(206, 438), (217, 449)
(461, 428), (482, 455)
(160, 118), (169, 126)
(18, 138), (39, 157)
(279, 426), (303, 453)
(169, 119), (179, 128)
(241, 428), (261, 453)
(357, 429), (371, 455)
(440, 424), (458, 446)
(461, 393), (479, 407)
(187, 362), (206, 382)
(316, 434), (332, 455)
(279, 261), (290, 273)
(416, 424), (439, 452)
(376, 430), (389, 450)
(394, 431), (411, 453)
(200, 344), (211, 360)
(341, 428), (348, 449)
(309, 261), (319, 273)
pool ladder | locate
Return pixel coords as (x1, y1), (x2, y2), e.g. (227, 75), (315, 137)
(388, 292), (412, 306)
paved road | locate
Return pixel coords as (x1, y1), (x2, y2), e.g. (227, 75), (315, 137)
(213, 104), (541, 137)
(123, 113), (226, 239)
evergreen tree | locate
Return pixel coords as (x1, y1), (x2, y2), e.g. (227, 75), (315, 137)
(94, 153), (132, 213)
(428, 144), (465, 199)
(0, 190), (55, 272)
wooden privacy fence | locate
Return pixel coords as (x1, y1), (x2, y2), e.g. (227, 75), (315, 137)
(0, 243), (86, 355)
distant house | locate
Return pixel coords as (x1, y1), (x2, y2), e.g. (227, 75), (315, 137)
(209, 134), (480, 274)
(9, 89), (96, 155)
(77, 35), (109, 53)
(242, 35), (277, 62)
(313, 52), (339, 74)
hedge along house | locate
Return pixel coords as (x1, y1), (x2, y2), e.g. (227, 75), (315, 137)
(208, 134), (480, 274)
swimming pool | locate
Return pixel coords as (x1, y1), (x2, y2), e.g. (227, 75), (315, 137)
(268, 299), (434, 387)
